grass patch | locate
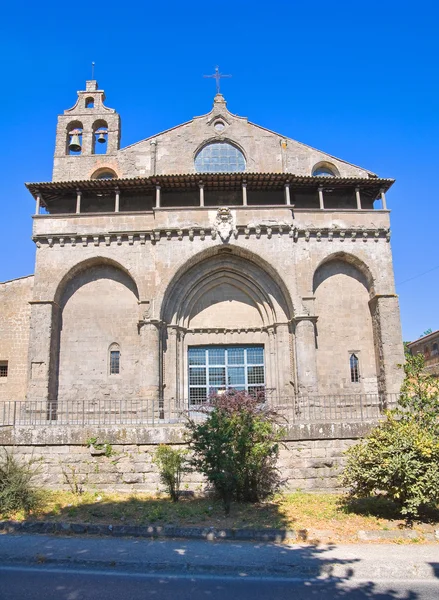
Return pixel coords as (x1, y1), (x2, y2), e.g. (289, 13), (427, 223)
(2, 490), (438, 543)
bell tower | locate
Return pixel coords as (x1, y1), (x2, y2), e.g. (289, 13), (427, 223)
(53, 80), (121, 182)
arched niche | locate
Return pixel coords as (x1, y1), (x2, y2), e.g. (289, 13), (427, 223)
(162, 252), (290, 327)
(160, 248), (294, 402)
(313, 256), (378, 395)
(313, 251), (375, 298)
(53, 259), (141, 405)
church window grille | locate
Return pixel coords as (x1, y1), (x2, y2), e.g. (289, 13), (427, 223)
(195, 142), (245, 173)
(109, 345), (120, 375)
(0, 361), (8, 378)
(350, 354), (360, 383)
(188, 346), (265, 403)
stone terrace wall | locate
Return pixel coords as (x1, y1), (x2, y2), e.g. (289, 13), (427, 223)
(0, 422), (372, 493)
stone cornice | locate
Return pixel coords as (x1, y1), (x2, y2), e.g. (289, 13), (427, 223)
(32, 226), (391, 248)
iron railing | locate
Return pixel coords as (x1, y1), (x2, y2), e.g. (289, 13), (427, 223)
(0, 394), (399, 427)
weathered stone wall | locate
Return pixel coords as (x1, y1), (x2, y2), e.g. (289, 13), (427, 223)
(314, 260), (378, 394)
(53, 87), (373, 182)
(0, 423), (371, 492)
(57, 264), (142, 403)
(28, 205), (404, 403)
(0, 276), (34, 401)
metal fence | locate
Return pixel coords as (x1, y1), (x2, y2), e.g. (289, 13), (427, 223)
(0, 394), (399, 427)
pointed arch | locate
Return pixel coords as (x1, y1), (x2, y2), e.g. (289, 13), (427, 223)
(313, 251), (375, 296)
(54, 257), (139, 306)
(160, 246), (293, 326)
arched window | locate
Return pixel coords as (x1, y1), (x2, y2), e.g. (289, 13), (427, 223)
(312, 162), (339, 177)
(195, 141), (245, 173)
(66, 121), (83, 156)
(433, 343), (439, 356)
(85, 97), (95, 108)
(91, 168), (117, 180)
(109, 343), (120, 375)
(350, 354), (360, 383)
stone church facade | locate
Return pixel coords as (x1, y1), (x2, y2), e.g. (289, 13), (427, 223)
(1, 79), (404, 420)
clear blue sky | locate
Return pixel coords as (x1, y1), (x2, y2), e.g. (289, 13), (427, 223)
(0, 0), (437, 342)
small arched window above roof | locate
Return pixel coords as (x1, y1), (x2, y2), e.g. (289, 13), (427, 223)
(312, 161), (339, 177)
(91, 168), (118, 180)
(195, 141), (246, 173)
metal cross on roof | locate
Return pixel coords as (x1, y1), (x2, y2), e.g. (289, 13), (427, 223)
(203, 66), (232, 95)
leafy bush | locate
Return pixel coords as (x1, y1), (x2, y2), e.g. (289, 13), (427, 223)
(0, 449), (42, 516)
(186, 391), (284, 514)
(153, 444), (190, 502)
(341, 354), (439, 520)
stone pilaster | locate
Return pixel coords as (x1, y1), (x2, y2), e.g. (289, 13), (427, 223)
(294, 316), (318, 395)
(369, 294), (405, 396)
(26, 301), (60, 406)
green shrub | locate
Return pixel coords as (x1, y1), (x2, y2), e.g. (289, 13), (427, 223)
(186, 391), (284, 514)
(0, 449), (42, 516)
(340, 414), (439, 519)
(153, 444), (190, 502)
(341, 354), (439, 520)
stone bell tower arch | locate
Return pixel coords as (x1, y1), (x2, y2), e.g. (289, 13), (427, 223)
(53, 80), (121, 182)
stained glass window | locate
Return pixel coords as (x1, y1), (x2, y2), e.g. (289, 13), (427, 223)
(195, 142), (246, 173)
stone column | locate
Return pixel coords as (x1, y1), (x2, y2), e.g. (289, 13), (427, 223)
(27, 301), (60, 412)
(114, 188), (120, 213)
(155, 186), (161, 209)
(76, 190), (82, 214)
(369, 295), (405, 397)
(242, 182), (247, 206)
(380, 188), (387, 210)
(284, 183), (291, 206)
(355, 187), (362, 210)
(163, 326), (179, 412)
(139, 320), (161, 402)
(318, 187), (324, 210)
(294, 316), (318, 394)
(199, 183), (204, 207)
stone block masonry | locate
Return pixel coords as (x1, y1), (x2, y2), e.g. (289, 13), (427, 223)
(0, 422), (371, 493)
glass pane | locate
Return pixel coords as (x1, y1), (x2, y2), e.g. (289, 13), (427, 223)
(227, 347), (245, 365)
(209, 367), (226, 386)
(195, 142), (246, 173)
(248, 366), (264, 385)
(190, 388), (207, 404)
(247, 347), (264, 364)
(189, 367), (206, 385)
(228, 367), (245, 386)
(208, 348), (225, 365)
(188, 348), (206, 365)
(110, 351), (120, 375)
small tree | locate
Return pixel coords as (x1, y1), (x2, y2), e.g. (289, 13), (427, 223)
(186, 391), (284, 514)
(341, 354), (439, 520)
(153, 444), (190, 502)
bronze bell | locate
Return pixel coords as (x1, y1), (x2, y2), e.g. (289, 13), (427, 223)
(97, 132), (107, 144)
(69, 133), (81, 152)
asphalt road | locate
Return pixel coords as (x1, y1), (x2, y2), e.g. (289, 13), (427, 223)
(1, 564), (438, 600)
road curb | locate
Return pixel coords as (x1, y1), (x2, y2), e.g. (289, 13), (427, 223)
(0, 519), (438, 543)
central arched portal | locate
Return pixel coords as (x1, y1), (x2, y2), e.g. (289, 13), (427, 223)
(160, 251), (294, 404)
